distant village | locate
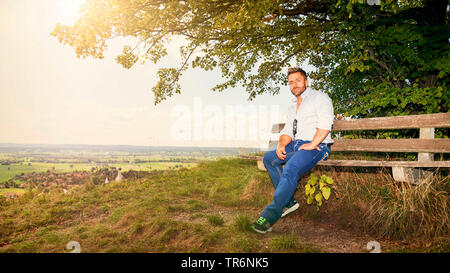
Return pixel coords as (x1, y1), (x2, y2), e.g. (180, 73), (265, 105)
(0, 167), (152, 199)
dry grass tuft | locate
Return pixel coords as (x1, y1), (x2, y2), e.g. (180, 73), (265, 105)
(319, 166), (449, 243)
(239, 178), (273, 206)
(364, 172), (449, 240)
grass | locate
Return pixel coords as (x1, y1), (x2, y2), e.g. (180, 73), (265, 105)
(269, 233), (321, 253)
(0, 158), (448, 253)
(362, 173), (449, 240)
(307, 166), (449, 250)
(207, 215), (225, 226)
(232, 214), (253, 232)
(0, 158), (271, 252)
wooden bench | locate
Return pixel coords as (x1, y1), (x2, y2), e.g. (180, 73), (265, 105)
(248, 113), (450, 184)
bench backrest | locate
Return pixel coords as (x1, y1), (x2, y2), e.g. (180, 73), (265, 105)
(270, 113), (450, 154)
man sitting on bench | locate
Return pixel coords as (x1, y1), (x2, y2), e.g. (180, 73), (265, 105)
(251, 67), (334, 234)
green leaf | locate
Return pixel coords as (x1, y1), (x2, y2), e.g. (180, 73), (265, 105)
(315, 193), (322, 203)
(309, 174), (318, 185)
(305, 184), (311, 196)
(322, 187), (331, 200)
(319, 181), (326, 189)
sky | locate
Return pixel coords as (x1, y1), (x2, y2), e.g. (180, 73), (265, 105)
(0, 0), (313, 149)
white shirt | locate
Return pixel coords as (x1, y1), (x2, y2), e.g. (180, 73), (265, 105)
(279, 88), (334, 144)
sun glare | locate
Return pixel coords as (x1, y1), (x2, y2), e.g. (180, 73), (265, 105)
(54, 0), (85, 24)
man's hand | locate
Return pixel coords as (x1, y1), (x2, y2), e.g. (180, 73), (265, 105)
(298, 143), (321, 151)
(298, 128), (330, 152)
(276, 145), (287, 160)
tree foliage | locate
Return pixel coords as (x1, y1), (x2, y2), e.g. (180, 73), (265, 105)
(52, 0), (449, 117)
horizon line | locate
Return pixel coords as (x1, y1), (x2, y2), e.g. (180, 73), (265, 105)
(0, 142), (262, 150)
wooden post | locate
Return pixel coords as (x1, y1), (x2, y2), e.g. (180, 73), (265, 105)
(418, 127), (435, 183)
(392, 127), (435, 184)
(257, 160), (267, 171)
(418, 128), (434, 162)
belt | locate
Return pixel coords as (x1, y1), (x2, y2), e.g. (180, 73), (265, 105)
(293, 140), (332, 148)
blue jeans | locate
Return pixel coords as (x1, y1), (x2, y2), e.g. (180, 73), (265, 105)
(261, 140), (331, 225)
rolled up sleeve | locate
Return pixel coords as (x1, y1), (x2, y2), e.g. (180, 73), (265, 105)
(316, 94), (334, 131)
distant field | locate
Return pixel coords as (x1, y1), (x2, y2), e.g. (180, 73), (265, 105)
(0, 162), (198, 184)
(0, 188), (26, 196)
(115, 162), (198, 171)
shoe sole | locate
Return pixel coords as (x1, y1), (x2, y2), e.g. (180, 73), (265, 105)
(251, 226), (272, 234)
(281, 203), (299, 218)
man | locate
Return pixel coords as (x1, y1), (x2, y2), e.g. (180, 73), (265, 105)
(251, 67), (334, 234)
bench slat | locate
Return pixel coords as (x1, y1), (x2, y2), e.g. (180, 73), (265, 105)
(269, 138), (450, 153)
(333, 113), (450, 131)
(272, 113), (450, 133)
(250, 157), (450, 170)
(317, 160), (450, 168)
(332, 139), (450, 153)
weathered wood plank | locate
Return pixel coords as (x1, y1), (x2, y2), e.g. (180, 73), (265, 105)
(254, 159), (450, 170)
(331, 139), (450, 153)
(269, 139), (450, 153)
(271, 123), (286, 133)
(333, 113), (450, 131)
(271, 113), (450, 133)
(316, 160), (450, 168)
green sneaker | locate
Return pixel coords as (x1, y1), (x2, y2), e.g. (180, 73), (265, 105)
(281, 200), (299, 218)
(251, 217), (272, 234)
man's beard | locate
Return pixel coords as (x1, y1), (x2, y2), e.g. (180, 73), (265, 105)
(291, 86), (306, 97)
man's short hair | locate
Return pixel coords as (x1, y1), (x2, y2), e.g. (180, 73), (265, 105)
(287, 67), (307, 79)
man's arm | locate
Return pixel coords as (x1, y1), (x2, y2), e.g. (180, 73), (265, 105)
(298, 128), (329, 151)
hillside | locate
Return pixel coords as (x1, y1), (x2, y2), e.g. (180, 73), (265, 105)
(0, 158), (448, 253)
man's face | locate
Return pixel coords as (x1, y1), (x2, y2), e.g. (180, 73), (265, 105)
(288, 72), (308, 97)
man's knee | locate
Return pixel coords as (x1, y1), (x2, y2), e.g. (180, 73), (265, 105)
(263, 150), (277, 164)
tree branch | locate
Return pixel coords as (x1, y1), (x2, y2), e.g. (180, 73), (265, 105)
(366, 47), (400, 88)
